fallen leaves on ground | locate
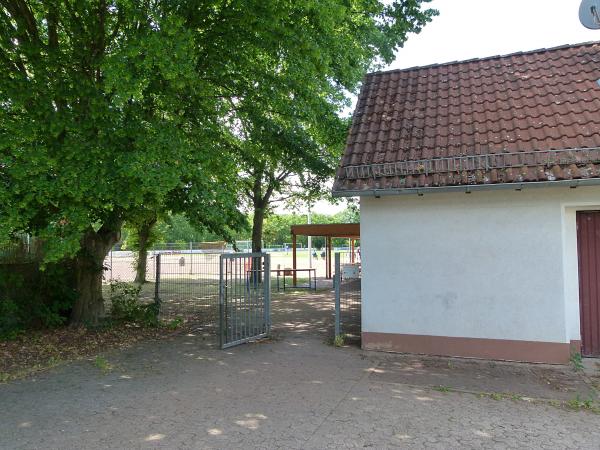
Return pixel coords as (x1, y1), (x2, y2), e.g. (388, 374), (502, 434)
(0, 322), (185, 382)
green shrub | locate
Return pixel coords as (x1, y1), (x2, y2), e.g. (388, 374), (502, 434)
(0, 296), (23, 340)
(570, 351), (584, 372)
(333, 334), (346, 347)
(166, 317), (183, 330)
(33, 263), (77, 327)
(0, 261), (76, 338)
(109, 282), (158, 326)
(109, 282), (142, 320)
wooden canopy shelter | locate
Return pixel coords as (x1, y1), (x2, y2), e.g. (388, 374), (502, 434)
(290, 223), (360, 284)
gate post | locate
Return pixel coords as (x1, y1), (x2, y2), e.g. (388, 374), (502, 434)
(263, 253), (271, 334)
(154, 253), (161, 310)
(189, 241), (193, 275)
(219, 254), (225, 349)
(334, 252), (341, 337)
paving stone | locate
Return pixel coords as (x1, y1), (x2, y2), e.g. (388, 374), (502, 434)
(1, 292), (598, 449)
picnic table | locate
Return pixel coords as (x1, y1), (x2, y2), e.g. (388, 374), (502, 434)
(272, 267), (317, 291)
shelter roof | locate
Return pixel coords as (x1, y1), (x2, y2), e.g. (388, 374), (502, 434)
(290, 223), (359, 238)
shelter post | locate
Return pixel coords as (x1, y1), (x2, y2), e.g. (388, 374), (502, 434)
(327, 236), (332, 279)
(292, 233), (297, 286)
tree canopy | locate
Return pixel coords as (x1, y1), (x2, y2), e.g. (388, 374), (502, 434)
(0, 0), (436, 323)
(223, 1), (437, 252)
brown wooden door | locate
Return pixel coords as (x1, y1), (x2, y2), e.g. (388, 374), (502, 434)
(576, 211), (600, 357)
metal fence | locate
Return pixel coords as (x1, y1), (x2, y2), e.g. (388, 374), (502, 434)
(155, 252), (222, 325)
(0, 239), (43, 264)
(103, 250), (272, 348)
(103, 250), (223, 327)
(334, 252), (362, 344)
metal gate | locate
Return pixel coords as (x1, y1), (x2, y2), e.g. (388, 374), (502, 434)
(219, 253), (271, 349)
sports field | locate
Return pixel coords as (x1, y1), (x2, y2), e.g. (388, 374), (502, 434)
(101, 250), (342, 326)
(103, 249), (354, 282)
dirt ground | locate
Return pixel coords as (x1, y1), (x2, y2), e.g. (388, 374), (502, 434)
(1, 290), (599, 449)
(0, 324), (182, 382)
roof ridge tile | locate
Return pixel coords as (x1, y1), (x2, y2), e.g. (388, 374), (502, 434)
(371, 41), (600, 77)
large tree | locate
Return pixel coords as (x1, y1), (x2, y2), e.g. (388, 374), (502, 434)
(0, 0), (436, 324)
(0, 1), (243, 323)
(234, 111), (343, 253)
(226, 0), (437, 253)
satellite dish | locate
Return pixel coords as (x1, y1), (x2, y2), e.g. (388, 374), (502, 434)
(580, 0), (600, 29)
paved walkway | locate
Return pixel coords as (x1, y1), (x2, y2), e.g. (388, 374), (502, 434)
(1, 291), (599, 449)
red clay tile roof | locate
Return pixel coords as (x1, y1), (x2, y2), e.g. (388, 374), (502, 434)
(333, 42), (600, 195)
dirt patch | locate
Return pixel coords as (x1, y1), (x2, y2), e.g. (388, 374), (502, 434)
(0, 320), (202, 383)
(369, 353), (598, 402)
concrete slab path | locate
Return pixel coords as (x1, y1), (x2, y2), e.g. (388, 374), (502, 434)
(1, 290), (599, 449)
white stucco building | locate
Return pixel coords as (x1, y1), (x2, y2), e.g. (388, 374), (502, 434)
(333, 42), (600, 363)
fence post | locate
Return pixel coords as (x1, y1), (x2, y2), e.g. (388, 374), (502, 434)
(219, 254), (225, 349)
(334, 252), (341, 338)
(154, 253), (161, 310)
(263, 253), (271, 334)
(189, 241), (193, 275)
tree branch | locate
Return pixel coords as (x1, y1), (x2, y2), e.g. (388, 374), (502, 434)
(275, 169), (292, 182)
(262, 179), (276, 206)
(46, 3), (58, 50)
(1, 0), (41, 46)
(107, 4), (124, 43)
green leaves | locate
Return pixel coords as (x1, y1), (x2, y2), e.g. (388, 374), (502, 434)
(0, 0), (436, 260)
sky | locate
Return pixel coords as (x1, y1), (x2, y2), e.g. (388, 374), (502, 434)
(389, 0), (599, 70)
(289, 0), (600, 216)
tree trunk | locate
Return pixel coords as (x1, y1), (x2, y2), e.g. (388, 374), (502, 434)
(70, 223), (121, 325)
(249, 173), (274, 283)
(251, 204), (265, 253)
(134, 217), (156, 284)
(134, 244), (148, 284)
(250, 202), (266, 284)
